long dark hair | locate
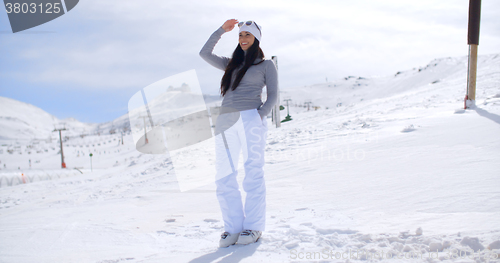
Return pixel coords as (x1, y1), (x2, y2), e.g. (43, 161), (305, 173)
(220, 39), (265, 96)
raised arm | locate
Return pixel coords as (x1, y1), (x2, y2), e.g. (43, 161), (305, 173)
(257, 60), (279, 120)
(199, 19), (238, 71)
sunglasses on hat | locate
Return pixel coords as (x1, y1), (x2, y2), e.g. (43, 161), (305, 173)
(238, 20), (261, 33)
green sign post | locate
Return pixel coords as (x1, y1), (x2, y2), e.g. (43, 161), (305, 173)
(89, 153), (93, 172)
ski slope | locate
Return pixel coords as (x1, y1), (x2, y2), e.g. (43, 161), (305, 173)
(0, 54), (499, 263)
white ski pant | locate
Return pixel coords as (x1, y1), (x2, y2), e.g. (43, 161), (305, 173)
(214, 108), (268, 234)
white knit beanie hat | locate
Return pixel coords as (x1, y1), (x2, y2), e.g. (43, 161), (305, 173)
(238, 21), (262, 42)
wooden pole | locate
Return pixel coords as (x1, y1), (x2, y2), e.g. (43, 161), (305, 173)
(467, 44), (478, 102)
(465, 0), (481, 109)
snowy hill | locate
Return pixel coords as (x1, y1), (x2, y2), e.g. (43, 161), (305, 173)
(0, 54), (499, 263)
(0, 96), (100, 142)
(0, 96), (60, 141)
(281, 55), (497, 111)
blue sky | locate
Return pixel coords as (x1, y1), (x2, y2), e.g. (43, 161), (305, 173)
(1, 0), (499, 123)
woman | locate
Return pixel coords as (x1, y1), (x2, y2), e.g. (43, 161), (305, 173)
(199, 19), (278, 247)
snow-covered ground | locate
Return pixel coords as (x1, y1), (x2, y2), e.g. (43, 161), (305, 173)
(1, 54), (499, 263)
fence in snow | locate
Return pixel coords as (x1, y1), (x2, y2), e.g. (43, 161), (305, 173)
(0, 168), (83, 188)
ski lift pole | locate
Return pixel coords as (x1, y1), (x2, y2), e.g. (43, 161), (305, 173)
(53, 127), (67, 168)
(139, 88), (154, 143)
(284, 99), (292, 116)
(271, 56), (281, 128)
(465, 0), (481, 109)
(139, 116), (149, 144)
(304, 101), (312, 111)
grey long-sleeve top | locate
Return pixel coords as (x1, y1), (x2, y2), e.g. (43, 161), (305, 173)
(199, 26), (278, 119)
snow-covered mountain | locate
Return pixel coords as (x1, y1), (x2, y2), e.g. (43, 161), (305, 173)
(0, 96), (59, 141)
(0, 96), (100, 142)
(0, 54), (499, 263)
(281, 55), (494, 110)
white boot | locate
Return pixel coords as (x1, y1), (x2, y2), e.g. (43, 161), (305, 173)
(237, 230), (262, 245)
(219, 231), (239, 248)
